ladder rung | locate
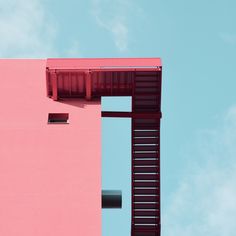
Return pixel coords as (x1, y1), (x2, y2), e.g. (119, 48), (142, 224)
(134, 131), (159, 137)
(134, 217), (158, 224)
(134, 174), (159, 181)
(134, 210), (158, 217)
(133, 160), (158, 166)
(134, 167), (159, 173)
(134, 146), (158, 151)
(134, 189), (158, 195)
(134, 203), (159, 209)
(133, 153), (158, 158)
(133, 182), (159, 188)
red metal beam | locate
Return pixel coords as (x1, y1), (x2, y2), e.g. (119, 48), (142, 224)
(51, 71), (58, 101)
(101, 111), (161, 119)
(101, 111), (131, 118)
(85, 71), (92, 100)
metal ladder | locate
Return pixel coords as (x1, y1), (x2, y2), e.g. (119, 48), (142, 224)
(131, 71), (161, 236)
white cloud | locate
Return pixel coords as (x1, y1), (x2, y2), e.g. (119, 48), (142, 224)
(163, 105), (236, 236)
(0, 0), (58, 57)
(91, 0), (129, 52)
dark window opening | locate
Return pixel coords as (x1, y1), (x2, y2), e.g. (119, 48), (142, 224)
(48, 113), (69, 124)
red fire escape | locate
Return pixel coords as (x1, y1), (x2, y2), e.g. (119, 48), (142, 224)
(46, 58), (162, 236)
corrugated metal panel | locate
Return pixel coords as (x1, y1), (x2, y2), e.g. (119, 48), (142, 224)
(46, 71), (136, 98)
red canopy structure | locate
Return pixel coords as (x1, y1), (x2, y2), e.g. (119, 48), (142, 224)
(46, 57), (162, 236)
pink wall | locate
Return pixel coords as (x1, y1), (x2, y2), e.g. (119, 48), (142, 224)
(0, 60), (101, 236)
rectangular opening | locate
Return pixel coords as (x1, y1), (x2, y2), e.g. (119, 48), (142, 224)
(102, 96), (131, 112)
(102, 117), (131, 236)
(48, 113), (69, 124)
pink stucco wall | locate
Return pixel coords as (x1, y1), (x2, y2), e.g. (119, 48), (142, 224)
(0, 60), (101, 236)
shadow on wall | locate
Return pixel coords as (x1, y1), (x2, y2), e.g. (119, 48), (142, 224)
(56, 98), (101, 108)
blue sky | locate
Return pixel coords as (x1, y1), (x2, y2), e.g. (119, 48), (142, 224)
(1, 0), (236, 235)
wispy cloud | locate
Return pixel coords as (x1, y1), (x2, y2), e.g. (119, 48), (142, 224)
(163, 105), (236, 236)
(91, 0), (132, 52)
(65, 40), (81, 57)
(0, 0), (58, 57)
(109, 19), (128, 52)
(219, 32), (236, 45)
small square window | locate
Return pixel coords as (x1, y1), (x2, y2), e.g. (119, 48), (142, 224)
(48, 113), (69, 124)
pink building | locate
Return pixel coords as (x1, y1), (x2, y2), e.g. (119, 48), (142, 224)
(0, 58), (162, 236)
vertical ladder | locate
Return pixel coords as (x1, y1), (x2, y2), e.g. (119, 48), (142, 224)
(131, 71), (161, 236)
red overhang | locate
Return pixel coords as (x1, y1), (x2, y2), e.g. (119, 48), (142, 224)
(46, 58), (162, 70)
